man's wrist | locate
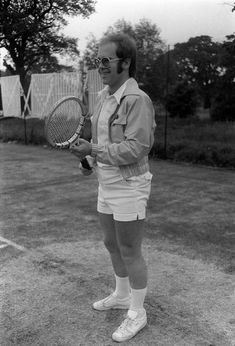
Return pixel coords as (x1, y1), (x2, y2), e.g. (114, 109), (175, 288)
(88, 143), (92, 156)
(91, 143), (99, 157)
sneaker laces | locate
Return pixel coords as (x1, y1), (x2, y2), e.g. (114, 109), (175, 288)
(101, 293), (128, 306)
(101, 293), (116, 305)
(104, 293), (114, 302)
(117, 315), (138, 335)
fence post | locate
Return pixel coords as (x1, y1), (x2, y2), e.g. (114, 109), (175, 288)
(164, 45), (170, 158)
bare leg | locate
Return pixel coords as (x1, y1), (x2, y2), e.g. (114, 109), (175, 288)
(98, 212), (128, 278)
(115, 219), (147, 289)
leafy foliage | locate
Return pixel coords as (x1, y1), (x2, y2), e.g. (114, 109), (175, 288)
(0, 0), (95, 88)
(172, 36), (221, 108)
(219, 34), (235, 83)
(134, 19), (166, 99)
(105, 19), (166, 99)
(210, 83), (235, 121)
(210, 34), (235, 121)
(82, 18), (166, 100)
(82, 34), (99, 70)
(165, 82), (198, 118)
(151, 115), (235, 168)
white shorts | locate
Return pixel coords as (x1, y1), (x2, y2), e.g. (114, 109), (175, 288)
(97, 172), (152, 221)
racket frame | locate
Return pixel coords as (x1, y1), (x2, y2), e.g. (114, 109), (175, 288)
(45, 96), (87, 149)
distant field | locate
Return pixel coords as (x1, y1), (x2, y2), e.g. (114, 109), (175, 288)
(0, 113), (235, 168)
(152, 114), (235, 169)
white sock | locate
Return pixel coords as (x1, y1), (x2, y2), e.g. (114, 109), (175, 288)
(129, 287), (147, 312)
(113, 275), (130, 298)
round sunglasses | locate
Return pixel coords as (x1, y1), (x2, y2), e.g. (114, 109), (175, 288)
(94, 57), (122, 68)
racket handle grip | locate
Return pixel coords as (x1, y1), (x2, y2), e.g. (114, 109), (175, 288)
(80, 157), (92, 170)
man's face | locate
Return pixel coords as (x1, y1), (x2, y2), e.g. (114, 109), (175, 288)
(97, 42), (125, 92)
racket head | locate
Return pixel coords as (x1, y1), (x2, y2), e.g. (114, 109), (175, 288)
(45, 96), (86, 148)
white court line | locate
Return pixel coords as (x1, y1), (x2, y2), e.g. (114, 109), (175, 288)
(0, 244), (8, 249)
(0, 236), (27, 251)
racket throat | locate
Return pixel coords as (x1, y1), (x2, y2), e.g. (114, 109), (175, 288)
(55, 133), (79, 149)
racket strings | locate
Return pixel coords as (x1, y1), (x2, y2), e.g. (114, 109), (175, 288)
(49, 113), (77, 142)
(47, 100), (82, 145)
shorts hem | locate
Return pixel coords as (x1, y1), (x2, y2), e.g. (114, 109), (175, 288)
(97, 209), (112, 215)
(113, 214), (145, 222)
(114, 211), (146, 222)
(97, 206), (146, 221)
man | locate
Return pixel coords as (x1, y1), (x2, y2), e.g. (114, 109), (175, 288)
(71, 33), (156, 342)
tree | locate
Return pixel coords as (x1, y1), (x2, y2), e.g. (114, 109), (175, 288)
(210, 83), (235, 121)
(0, 0), (96, 90)
(82, 19), (136, 71)
(148, 46), (180, 103)
(219, 34), (235, 83)
(82, 18), (166, 101)
(210, 34), (235, 121)
(105, 18), (136, 38)
(134, 18), (166, 100)
(105, 19), (166, 99)
(172, 36), (221, 108)
(82, 33), (99, 70)
(165, 82), (198, 118)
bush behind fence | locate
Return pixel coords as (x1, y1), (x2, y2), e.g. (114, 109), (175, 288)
(0, 116), (235, 169)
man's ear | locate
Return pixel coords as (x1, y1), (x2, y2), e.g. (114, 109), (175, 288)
(122, 58), (131, 71)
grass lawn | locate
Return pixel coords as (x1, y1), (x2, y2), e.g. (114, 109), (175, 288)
(1, 143), (234, 345)
(0, 113), (235, 168)
(152, 114), (235, 168)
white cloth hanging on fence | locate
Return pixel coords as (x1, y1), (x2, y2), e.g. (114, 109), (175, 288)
(84, 69), (103, 115)
(0, 71), (102, 119)
(0, 75), (22, 117)
(28, 72), (83, 118)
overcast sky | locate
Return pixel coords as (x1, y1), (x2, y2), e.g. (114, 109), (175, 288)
(0, 0), (234, 69)
(63, 0), (235, 51)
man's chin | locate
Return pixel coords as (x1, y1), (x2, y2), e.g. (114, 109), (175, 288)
(100, 75), (109, 84)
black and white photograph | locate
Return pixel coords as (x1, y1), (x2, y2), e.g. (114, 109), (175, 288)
(0, 0), (234, 345)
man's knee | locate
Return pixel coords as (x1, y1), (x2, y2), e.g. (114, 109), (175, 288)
(119, 244), (140, 265)
(103, 238), (120, 254)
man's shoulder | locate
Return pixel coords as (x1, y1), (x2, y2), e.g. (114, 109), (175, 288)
(121, 82), (151, 110)
(124, 78), (151, 100)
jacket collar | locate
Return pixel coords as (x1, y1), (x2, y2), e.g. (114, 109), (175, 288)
(99, 77), (140, 104)
(122, 78), (141, 97)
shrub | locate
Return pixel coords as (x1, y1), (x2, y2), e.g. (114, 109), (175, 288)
(210, 82), (235, 121)
(151, 114), (235, 168)
(165, 82), (198, 118)
(0, 116), (46, 144)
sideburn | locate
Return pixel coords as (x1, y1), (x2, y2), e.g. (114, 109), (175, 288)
(117, 60), (123, 74)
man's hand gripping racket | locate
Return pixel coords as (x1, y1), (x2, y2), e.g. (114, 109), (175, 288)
(44, 96), (93, 174)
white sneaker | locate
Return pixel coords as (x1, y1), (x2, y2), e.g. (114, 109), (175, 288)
(92, 293), (130, 311)
(112, 309), (147, 342)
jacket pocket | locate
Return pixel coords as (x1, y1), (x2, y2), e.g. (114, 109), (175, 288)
(110, 116), (127, 143)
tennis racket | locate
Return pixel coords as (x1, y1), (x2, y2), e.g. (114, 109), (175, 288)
(45, 96), (92, 170)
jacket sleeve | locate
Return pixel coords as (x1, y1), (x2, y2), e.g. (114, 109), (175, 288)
(91, 94), (156, 166)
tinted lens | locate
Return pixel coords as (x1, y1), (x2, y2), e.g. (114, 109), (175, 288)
(94, 57), (110, 68)
(101, 57), (110, 67)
